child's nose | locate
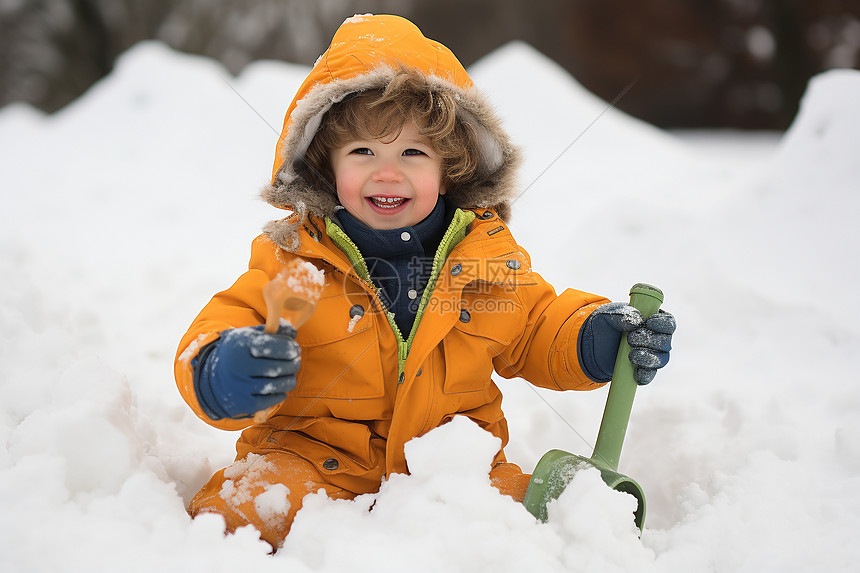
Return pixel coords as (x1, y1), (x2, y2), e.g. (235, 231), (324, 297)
(372, 160), (403, 183)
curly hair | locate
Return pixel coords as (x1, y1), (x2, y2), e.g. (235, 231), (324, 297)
(303, 68), (481, 193)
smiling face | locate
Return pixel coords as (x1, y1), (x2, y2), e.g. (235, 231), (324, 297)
(330, 121), (447, 230)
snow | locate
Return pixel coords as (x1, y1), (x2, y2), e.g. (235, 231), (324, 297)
(281, 260), (325, 299)
(1, 39), (859, 571)
(218, 453), (292, 531)
(346, 313), (362, 333)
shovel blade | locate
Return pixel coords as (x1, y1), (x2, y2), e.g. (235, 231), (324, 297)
(522, 449), (646, 531)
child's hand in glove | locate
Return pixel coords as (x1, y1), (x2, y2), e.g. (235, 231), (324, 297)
(579, 302), (676, 385)
(192, 324), (301, 420)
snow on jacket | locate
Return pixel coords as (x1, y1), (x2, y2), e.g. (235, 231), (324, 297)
(174, 14), (609, 480)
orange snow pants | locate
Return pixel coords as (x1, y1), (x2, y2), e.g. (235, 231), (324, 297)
(189, 451), (531, 549)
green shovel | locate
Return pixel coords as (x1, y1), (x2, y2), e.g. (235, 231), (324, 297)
(522, 283), (664, 531)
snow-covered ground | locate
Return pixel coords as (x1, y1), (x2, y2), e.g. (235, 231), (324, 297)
(1, 39), (858, 572)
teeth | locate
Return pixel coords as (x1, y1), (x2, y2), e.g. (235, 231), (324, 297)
(371, 197), (406, 208)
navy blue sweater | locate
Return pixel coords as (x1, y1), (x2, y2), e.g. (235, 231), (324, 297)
(335, 198), (451, 337)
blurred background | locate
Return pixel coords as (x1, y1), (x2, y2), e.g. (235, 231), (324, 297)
(1, 0), (858, 130)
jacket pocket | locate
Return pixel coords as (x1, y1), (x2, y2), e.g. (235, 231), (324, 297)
(442, 289), (525, 394)
(294, 292), (385, 399)
(259, 417), (382, 475)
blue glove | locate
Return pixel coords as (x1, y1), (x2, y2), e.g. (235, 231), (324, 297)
(192, 324), (301, 420)
(579, 301), (676, 385)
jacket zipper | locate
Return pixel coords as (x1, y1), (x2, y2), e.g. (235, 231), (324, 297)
(406, 208), (476, 344)
(323, 218), (410, 375)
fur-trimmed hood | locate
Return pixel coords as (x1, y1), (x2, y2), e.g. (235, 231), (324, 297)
(262, 14), (521, 251)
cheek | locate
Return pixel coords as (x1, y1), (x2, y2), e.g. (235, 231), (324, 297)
(334, 168), (362, 202)
(410, 163), (444, 191)
(416, 172), (445, 197)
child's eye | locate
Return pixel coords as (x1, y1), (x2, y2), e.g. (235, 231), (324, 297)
(403, 149), (426, 156)
(349, 147), (373, 156)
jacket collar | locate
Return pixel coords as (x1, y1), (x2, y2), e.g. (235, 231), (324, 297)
(285, 207), (531, 287)
(331, 197), (448, 260)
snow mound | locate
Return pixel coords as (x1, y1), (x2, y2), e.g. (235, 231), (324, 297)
(775, 69), (860, 188)
(707, 68), (860, 305)
(283, 417), (654, 572)
(469, 42), (708, 289)
(469, 41), (682, 158)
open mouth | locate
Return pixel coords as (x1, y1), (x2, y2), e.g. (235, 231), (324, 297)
(368, 196), (409, 209)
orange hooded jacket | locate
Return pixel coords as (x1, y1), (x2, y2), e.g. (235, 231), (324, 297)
(174, 14), (609, 486)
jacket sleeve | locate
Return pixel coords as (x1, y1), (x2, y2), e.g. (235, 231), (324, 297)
(493, 269), (610, 391)
(173, 235), (285, 430)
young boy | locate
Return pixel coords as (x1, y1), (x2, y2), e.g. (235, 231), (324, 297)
(175, 14), (675, 549)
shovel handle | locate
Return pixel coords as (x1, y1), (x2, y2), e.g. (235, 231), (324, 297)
(262, 278), (317, 334)
(591, 283), (664, 472)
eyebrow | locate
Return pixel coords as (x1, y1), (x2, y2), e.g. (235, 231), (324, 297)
(401, 136), (432, 146)
(345, 133), (433, 147)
